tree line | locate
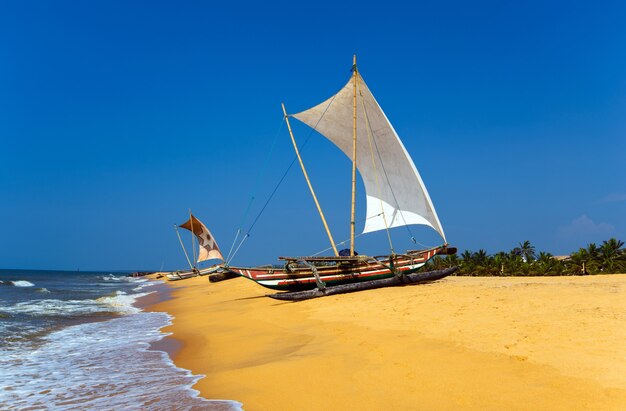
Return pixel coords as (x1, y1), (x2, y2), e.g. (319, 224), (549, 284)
(428, 238), (625, 276)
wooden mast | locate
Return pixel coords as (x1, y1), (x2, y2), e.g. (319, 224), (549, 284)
(282, 103), (339, 256)
(175, 224), (194, 270)
(189, 208), (197, 268)
(350, 54), (357, 256)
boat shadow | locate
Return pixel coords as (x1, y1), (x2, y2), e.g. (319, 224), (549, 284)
(230, 295), (269, 301)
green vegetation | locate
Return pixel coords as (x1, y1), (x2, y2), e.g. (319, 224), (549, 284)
(427, 238), (625, 276)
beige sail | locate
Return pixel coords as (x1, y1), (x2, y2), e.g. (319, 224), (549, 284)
(179, 214), (224, 263)
(292, 72), (446, 241)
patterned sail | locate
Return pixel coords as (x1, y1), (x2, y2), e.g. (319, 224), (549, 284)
(179, 214), (224, 262)
(292, 72), (446, 241)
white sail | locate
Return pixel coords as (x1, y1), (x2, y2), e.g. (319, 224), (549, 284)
(292, 72), (446, 241)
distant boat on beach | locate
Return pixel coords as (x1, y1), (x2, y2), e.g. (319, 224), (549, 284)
(128, 271), (154, 278)
(219, 56), (457, 300)
(167, 212), (227, 281)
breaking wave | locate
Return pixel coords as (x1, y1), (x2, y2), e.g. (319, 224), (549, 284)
(0, 280), (35, 287)
(0, 312), (242, 410)
(0, 291), (153, 316)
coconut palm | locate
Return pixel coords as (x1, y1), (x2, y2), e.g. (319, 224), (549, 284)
(472, 249), (489, 265)
(567, 248), (591, 275)
(518, 240), (536, 263)
(444, 254), (460, 269)
(598, 238), (625, 273)
(535, 251), (562, 276)
(586, 243), (599, 261)
(428, 255), (446, 270)
(470, 249), (489, 275)
(492, 251), (508, 276)
(459, 250), (475, 275)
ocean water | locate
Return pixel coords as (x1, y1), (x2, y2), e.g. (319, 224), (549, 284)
(0, 269), (242, 410)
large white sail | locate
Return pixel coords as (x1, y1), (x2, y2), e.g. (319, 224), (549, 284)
(179, 214), (224, 263)
(292, 72), (446, 241)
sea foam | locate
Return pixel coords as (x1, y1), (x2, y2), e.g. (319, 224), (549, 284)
(0, 280), (35, 287)
(0, 312), (242, 410)
(0, 291), (153, 316)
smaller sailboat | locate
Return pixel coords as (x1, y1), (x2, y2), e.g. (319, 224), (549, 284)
(223, 56), (457, 300)
(167, 213), (226, 281)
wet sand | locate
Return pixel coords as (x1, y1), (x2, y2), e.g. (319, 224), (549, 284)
(147, 274), (626, 410)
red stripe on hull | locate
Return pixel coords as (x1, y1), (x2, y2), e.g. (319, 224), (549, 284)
(227, 246), (448, 291)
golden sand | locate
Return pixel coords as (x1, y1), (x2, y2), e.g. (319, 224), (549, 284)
(147, 274), (626, 410)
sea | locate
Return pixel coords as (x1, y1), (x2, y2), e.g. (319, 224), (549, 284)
(0, 269), (242, 411)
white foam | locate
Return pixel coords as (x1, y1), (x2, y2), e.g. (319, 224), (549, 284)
(0, 312), (243, 410)
(131, 282), (155, 292)
(1, 291), (154, 316)
(96, 290), (154, 314)
(10, 280), (34, 287)
(101, 274), (148, 284)
(100, 274), (123, 281)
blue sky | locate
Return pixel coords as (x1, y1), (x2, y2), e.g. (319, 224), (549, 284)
(1, 1), (624, 270)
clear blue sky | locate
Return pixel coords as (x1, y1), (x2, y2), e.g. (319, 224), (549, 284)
(1, 1), (624, 270)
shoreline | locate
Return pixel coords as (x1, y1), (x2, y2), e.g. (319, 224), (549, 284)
(134, 279), (185, 359)
(145, 273), (626, 410)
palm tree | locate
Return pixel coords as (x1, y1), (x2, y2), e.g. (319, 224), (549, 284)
(492, 251), (508, 276)
(471, 249), (489, 275)
(586, 243), (599, 261)
(508, 247), (528, 275)
(429, 256), (446, 270)
(444, 254), (460, 269)
(535, 251), (562, 276)
(460, 250), (474, 275)
(472, 249), (489, 265)
(567, 248), (590, 275)
(598, 238), (625, 273)
(518, 240), (536, 263)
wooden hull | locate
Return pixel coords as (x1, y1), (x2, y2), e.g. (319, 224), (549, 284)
(208, 270), (240, 283)
(167, 265), (228, 281)
(228, 245), (454, 291)
(166, 270), (198, 281)
(269, 266), (458, 301)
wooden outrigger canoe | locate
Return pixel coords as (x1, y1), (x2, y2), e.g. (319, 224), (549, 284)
(227, 245), (456, 292)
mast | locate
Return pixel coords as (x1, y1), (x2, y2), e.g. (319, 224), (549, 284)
(189, 209), (197, 268)
(283, 103), (339, 256)
(350, 54), (357, 256)
(175, 225), (194, 270)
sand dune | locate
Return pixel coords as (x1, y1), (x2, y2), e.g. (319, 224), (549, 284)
(148, 274), (626, 410)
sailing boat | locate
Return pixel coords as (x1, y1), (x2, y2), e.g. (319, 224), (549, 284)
(226, 56), (457, 298)
(167, 213), (226, 281)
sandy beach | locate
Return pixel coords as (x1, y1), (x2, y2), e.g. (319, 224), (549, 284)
(147, 274), (626, 410)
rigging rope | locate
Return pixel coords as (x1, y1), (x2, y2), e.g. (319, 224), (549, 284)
(225, 118), (285, 263)
(310, 213), (381, 256)
(358, 84), (418, 245)
(357, 86), (436, 250)
(174, 225), (194, 270)
(356, 75), (394, 253)
(227, 72), (352, 264)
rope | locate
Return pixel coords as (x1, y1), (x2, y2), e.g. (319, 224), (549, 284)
(226, 118), (285, 262)
(227, 72), (352, 264)
(310, 213), (381, 256)
(312, 234), (364, 257)
(227, 233), (250, 265)
(357, 74), (394, 253)
(358, 82), (417, 244)
(174, 225), (194, 270)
